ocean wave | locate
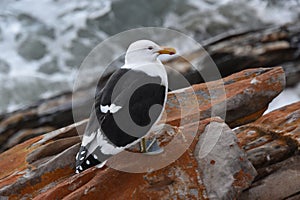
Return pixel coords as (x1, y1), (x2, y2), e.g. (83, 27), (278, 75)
(0, 0), (299, 113)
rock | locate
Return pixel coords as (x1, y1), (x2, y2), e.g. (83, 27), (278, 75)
(167, 22), (300, 87)
(17, 14), (55, 39)
(194, 120), (256, 199)
(0, 66), (290, 199)
(0, 66), (297, 199)
(0, 67), (285, 152)
(0, 59), (10, 74)
(66, 40), (93, 68)
(0, 116), (255, 199)
(4, 127), (55, 150)
(236, 102), (300, 199)
(281, 61), (300, 87)
(166, 67), (285, 127)
(0, 89), (93, 152)
(17, 14), (41, 27)
(18, 36), (47, 60)
(236, 101), (300, 169)
(0, 121), (83, 199)
(240, 155), (300, 200)
(38, 59), (60, 75)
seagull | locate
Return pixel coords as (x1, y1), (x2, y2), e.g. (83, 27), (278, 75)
(75, 40), (176, 173)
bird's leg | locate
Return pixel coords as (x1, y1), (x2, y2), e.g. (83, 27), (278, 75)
(139, 137), (164, 155)
(139, 124), (182, 155)
(146, 137), (157, 152)
(140, 138), (147, 153)
(142, 137), (164, 155)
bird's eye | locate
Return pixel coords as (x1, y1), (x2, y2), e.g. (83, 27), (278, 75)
(148, 46), (153, 50)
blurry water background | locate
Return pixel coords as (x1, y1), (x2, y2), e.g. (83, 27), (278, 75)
(0, 0), (299, 113)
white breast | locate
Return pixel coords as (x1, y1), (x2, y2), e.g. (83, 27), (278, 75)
(121, 61), (168, 87)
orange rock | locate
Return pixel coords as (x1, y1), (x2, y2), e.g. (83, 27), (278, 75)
(165, 67), (285, 127)
(0, 67), (286, 199)
(34, 118), (255, 200)
(235, 101), (300, 199)
(236, 101), (300, 169)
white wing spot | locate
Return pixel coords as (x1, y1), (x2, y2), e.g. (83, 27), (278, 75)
(80, 157), (84, 161)
(100, 105), (110, 113)
(76, 170), (79, 174)
(76, 153), (79, 160)
(100, 104), (122, 114)
(93, 154), (98, 159)
(79, 166), (83, 171)
(110, 104), (122, 113)
(80, 151), (86, 155)
(86, 160), (90, 165)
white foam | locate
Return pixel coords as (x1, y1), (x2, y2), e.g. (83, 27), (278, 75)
(0, 0), (299, 113)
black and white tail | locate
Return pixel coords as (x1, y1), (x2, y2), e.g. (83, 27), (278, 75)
(75, 146), (102, 173)
(75, 128), (117, 173)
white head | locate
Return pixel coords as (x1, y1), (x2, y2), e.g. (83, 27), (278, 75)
(125, 40), (176, 65)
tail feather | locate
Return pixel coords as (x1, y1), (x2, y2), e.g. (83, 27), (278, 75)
(75, 144), (112, 173)
(76, 146), (100, 173)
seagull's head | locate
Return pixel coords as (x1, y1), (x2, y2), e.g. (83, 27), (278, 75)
(125, 40), (176, 65)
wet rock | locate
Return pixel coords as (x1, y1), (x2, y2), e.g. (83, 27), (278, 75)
(0, 28), (2, 41)
(36, 27), (55, 39)
(17, 14), (55, 39)
(17, 14), (41, 27)
(18, 36), (47, 60)
(167, 22), (300, 87)
(0, 59), (10, 74)
(38, 59), (60, 74)
(66, 40), (93, 68)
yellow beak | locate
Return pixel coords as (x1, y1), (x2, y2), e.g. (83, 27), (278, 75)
(158, 47), (176, 55)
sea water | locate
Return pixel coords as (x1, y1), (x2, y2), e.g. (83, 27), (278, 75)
(0, 0), (299, 113)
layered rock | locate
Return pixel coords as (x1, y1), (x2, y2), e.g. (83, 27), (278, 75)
(168, 22), (300, 87)
(0, 67), (293, 199)
(236, 101), (300, 200)
(0, 67), (284, 152)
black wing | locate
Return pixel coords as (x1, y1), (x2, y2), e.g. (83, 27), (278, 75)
(95, 68), (166, 146)
(76, 68), (166, 173)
